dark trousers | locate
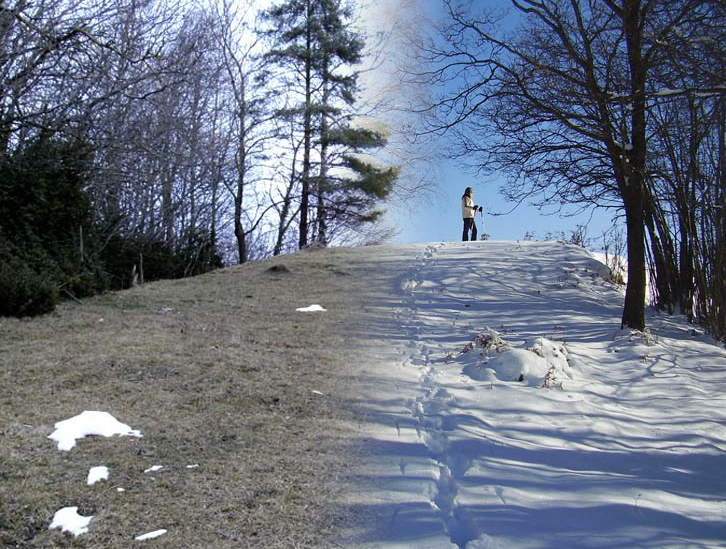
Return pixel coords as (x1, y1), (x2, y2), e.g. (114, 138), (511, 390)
(462, 217), (478, 241)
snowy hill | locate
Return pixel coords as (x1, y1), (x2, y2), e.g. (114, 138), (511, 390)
(4, 240), (724, 547)
(340, 240), (726, 548)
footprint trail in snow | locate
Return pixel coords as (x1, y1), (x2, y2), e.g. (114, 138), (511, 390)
(343, 241), (726, 548)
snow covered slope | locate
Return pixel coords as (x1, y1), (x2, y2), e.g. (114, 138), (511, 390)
(343, 241), (726, 548)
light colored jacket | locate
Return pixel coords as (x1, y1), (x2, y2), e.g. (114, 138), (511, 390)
(462, 195), (477, 218)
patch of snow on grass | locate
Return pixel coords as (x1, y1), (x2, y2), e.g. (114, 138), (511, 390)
(86, 466), (109, 485)
(48, 507), (93, 537)
(296, 304), (327, 312)
(135, 529), (168, 541)
(48, 411), (141, 451)
(144, 465), (163, 473)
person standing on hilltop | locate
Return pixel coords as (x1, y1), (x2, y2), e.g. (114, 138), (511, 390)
(461, 187), (482, 241)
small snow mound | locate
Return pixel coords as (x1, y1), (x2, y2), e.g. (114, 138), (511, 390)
(607, 328), (660, 360)
(144, 465), (163, 473)
(87, 466), (109, 485)
(461, 363), (497, 382)
(400, 278), (418, 291)
(48, 411), (142, 451)
(450, 328), (509, 358)
(295, 304), (326, 312)
(489, 348), (549, 387)
(530, 337), (573, 379)
(466, 534), (506, 548)
(49, 506), (93, 537)
(135, 529), (168, 541)
(457, 331), (572, 388)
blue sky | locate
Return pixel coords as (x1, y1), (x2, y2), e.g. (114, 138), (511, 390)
(370, 0), (617, 250)
(384, 161), (617, 249)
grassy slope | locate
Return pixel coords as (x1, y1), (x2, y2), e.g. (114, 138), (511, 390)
(1, 248), (363, 548)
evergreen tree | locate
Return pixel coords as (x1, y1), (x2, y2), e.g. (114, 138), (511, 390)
(264, 0), (318, 248)
(0, 137), (103, 315)
(321, 126), (399, 241)
(263, 0), (396, 248)
(314, 0), (362, 244)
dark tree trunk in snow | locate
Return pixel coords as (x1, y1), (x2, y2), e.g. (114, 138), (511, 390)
(621, 179), (647, 330)
(619, 0), (648, 331)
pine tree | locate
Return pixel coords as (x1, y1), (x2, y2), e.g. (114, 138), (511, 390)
(264, 0), (318, 248)
(322, 126), (399, 237)
(263, 0), (396, 248)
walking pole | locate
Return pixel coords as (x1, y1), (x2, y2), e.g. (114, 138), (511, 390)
(480, 208), (489, 241)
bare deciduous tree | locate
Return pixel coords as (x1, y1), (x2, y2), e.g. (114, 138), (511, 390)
(417, 0), (706, 332)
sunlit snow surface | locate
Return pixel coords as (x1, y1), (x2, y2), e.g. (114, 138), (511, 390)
(135, 529), (168, 541)
(296, 304), (327, 312)
(86, 466), (109, 485)
(343, 241), (726, 548)
(48, 507), (93, 537)
(144, 465), (163, 473)
(48, 410), (141, 451)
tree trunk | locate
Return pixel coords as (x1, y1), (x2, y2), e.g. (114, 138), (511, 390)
(621, 180), (647, 330)
(717, 92), (726, 339)
(620, 0), (647, 331)
(235, 98), (248, 264)
(234, 194), (247, 264)
(298, 0), (313, 250)
(644, 196), (674, 313)
(317, 81), (329, 245)
(275, 132), (300, 256)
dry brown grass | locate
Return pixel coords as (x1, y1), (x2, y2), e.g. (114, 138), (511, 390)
(0, 248), (367, 548)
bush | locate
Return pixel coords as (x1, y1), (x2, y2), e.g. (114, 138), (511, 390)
(0, 257), (58, 317)
(0, 136), (223, 316)
(100, 229), (223, 290)
(101, 236), (177, 289)
(0, 136), (104, 316)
